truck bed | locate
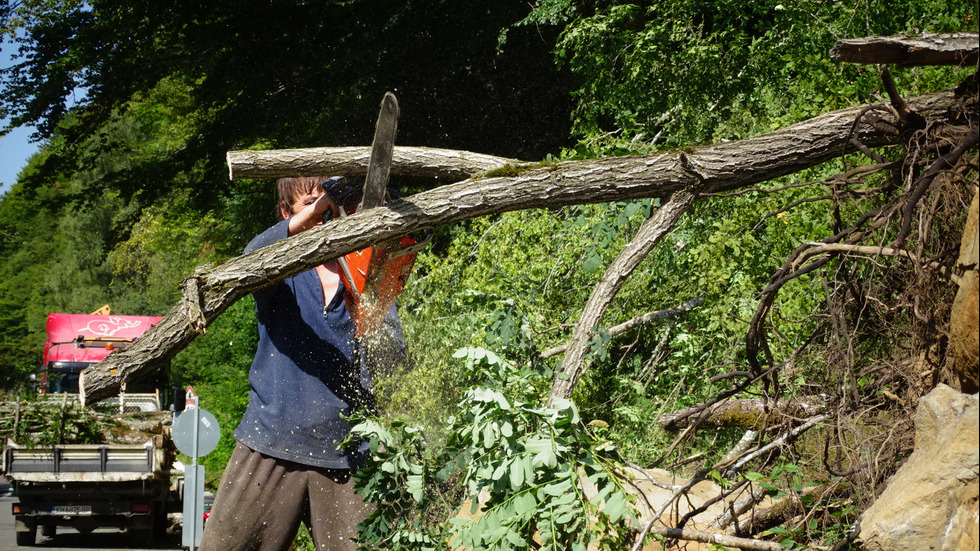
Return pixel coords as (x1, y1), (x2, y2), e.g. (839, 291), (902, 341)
(3, 439), (170, 483)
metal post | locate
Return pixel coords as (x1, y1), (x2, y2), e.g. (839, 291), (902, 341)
(189, 401), (200, 551)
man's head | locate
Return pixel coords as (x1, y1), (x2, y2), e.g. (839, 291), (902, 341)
(276, 176), (363, 221)
(277, 177), (325, 220)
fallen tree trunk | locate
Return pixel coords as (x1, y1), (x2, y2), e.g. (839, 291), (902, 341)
(79, 86), (975, 405)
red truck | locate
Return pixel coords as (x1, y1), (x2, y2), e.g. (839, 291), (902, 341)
(3, 313), (182, 546)
(40, 313), (166, 398)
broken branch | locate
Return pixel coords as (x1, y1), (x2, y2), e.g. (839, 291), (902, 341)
(659, 396), (827, 431)
(831, 32), (980, 67)
(793, 243), (962, 284)
(550, 190), (697, 404)
(538, 296), (703, 359)
(640, 525), (786, 551)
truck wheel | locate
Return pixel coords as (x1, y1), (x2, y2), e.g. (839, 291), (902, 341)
(133, 529), (155, 548)
(153, 508), (169, 539)
(16, 523), (37, 546)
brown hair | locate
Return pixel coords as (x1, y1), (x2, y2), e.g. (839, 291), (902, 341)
(276, 176), (325, 220)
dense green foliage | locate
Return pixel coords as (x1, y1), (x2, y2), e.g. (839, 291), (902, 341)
(1, 0), (977, 549)
(352, 348), (635, 551)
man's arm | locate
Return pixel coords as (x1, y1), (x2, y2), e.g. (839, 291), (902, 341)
(286, 193), (338, 236)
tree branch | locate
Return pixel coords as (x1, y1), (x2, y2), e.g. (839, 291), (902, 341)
(549, 190), (697, 404)
(726, 414), (831, 473)
(792, 243), (962, 284)
(78, 87), (975, 405)
(894, 129), (979, 246)
(658, 396), (827, 431)
(538, 296), (703, 359)
(226, 145), (521, 181)
(640, 525), (786, 551)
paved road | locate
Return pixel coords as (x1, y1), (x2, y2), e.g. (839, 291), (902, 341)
(0, 485), (183, 551)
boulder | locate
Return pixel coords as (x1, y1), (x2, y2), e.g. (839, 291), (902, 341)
(858, 384), (979, 551)
(950, 190), (979, 393)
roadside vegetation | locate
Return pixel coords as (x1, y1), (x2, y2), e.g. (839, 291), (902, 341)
(1, 1), (977, 549)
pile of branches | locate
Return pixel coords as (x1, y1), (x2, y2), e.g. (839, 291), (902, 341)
(641, 50), (978, 550)
(0, 396), (171, 448)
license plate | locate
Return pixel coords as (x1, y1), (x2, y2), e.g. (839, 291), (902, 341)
(53, 505), (92, 516)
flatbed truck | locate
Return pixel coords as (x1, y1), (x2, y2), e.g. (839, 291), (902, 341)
(2, 313), (182, 546)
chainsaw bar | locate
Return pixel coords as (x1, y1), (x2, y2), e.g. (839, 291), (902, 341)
(361, 92), (399, 210)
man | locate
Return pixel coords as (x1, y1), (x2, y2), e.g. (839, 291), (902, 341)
(199, 176), (390, 551)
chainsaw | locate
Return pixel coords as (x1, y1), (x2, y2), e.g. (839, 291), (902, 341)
(321, 93), (431, 338)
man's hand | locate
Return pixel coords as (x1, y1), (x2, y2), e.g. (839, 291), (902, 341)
(286, 190), (338, 236)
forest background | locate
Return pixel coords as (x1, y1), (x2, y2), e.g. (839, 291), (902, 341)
(1, 1), (977, 550)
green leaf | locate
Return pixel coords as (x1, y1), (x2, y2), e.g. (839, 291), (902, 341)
(407, 473), (424, 502)
(603, 491), (628, 523)
(510, 457), (526, 488)
(527, 437), (558, 468)
(493, 461), (509, 481)
(506, 529), (528, 547)
(542, 482), (568, 497)
(554, 508), (575, 524)
(483, 422), (497, 448)
(553, 491), (577, 507)
(514, 492), (537, 514)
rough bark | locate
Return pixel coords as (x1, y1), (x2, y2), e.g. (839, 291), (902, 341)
(79, 86), (975, 405)
(659, 396), (828, 431)
(726, 484), (845, 538)
(831, 32), (979, 67)
(550, 190), (697, 404)
(362, 92), (400, 209)
(226, 145), (521, 182)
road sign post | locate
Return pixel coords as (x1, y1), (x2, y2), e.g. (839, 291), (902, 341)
(173, 387), (220, 551)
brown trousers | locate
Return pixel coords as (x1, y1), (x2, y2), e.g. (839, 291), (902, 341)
(198, 442), (373, 551)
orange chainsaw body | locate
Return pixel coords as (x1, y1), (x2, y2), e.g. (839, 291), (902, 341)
(340, 234), (423, 337)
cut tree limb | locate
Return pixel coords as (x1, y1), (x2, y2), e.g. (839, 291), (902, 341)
(793, 243), (962, 284)
(725, 415), (831, 472)
(711, 478), (768, 531)
(78, 86), (975, 405)
(226, 145), (521, 181)
(641, 525), (785, 551)
(831, 32), (980, 67)
(361, 93), (400, 210)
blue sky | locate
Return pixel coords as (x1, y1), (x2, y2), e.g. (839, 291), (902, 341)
(0, 125), (39, 194)
(1, 36), (41, 194)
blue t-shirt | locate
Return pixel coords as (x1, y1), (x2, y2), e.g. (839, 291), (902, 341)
(234, 219), (374, 469)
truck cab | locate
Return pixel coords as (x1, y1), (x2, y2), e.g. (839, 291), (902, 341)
(39, 313), (167, 412)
